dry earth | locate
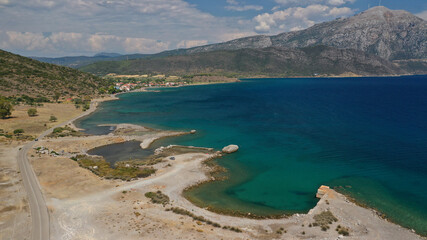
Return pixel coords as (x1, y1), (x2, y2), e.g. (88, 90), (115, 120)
(0, 143), (31, 240)
(30, 133), (424, 240)
(1, 103), (83, 137)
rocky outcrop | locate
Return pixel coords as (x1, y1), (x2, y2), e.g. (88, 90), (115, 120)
(316, 185), (331, 199)
(222, 145), (239, 154)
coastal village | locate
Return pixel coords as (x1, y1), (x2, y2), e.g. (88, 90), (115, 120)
(107, 73), (190, 92)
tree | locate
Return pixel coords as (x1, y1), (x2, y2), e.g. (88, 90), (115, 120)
(0, 97), (13, 119)
(27, 108), (37, 117)
(49, 115), (57, 122)
(53, 92), (60, 102)
(13, 129), (24, 135)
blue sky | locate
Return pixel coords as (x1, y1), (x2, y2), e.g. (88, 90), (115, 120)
(0, 0), (425, 57)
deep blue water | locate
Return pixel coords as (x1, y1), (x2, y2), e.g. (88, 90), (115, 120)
(76, 76), (427, 234)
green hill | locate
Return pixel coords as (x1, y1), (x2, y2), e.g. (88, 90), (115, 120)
(0, 49), (109, 99)
(80, 46), (405, 77)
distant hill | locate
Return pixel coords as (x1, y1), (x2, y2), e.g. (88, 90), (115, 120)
(32, 53), (148, 68)
(80, 46), (405, 77)
(0, 49), (109, 99)
(94, 52), (122, 58)
(166, 7), (426, 61)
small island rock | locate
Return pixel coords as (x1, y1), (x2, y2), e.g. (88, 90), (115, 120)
(222, 144), (239, 153)
(316, 185), (330, 199)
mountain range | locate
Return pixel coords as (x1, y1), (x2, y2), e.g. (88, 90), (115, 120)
(80, 46), (405, 77)
(28, 6), (427, 77)
(168, 6), (426, 61)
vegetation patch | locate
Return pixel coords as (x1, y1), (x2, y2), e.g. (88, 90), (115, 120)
(312, 210), (338, 231)
(335, 225), (350, 236)
(166, 207), (233, 230)
(74, 155), (156, 181)
(47, 126), (87, 138)
(0, 96), (13, 118)
(145, 191), (170, 206)
(0, 49), (111, 99)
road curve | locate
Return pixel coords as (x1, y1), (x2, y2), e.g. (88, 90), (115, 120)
(17, 100), (102, 240)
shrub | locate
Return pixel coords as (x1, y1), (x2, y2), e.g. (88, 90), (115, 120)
(53, 127), (63, 133)
(27, 108), (37, 117)
(0, 97), (13, 118)
(145, 191), (170, 205)
(49, 115), (57, 122)
(13, 129), (24, 134)
(336, 225), (350, 236)
(312, 210), (338, 232)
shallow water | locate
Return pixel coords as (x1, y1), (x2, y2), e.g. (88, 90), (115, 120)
(87, 141), (154, 167)
(76, 76), (427, 235)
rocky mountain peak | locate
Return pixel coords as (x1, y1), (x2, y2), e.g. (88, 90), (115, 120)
(176, 6), (426, 61)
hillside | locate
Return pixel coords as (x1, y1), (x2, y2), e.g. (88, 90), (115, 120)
(0, 49), (109, 99)
(32, 53), (150, 69)
(80, 46), (405, 77)
(170, 7), (426, 61)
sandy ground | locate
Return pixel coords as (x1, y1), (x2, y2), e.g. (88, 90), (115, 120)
(0, 97), (116, 240)
(0, 143), (31, 240)
(30, 132), (424, 240)
(0, 103), (83, 137)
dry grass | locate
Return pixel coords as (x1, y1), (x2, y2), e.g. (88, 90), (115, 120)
(312, 210), (338, 231)
(0, 103), (82, 137)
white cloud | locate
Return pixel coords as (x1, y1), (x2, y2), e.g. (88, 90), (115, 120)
(254, 4), (354, 33)
(225, 0), (263, 12)
(0, 0), (254, 56)
(328, 7), (353, 16)
(226, 5), (263, 11)
(0, 31), (170, 56)
(275, 0), (354, 7)
(219, 32), (256, 42)
(177, 40), (208, 49)
(327, 0), (355, 6)
(416, 10), (427, 20)
(226, 0), (238, 5)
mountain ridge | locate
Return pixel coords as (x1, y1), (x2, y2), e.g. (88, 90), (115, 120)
(171, 6), (426, 61)
(80, 45), (406, 77)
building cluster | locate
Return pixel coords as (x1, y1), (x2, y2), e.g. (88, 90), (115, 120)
(114, 81), (189, 92)
(115, 82), (138, 91)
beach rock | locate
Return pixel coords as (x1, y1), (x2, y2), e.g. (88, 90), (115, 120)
(222, 145), (239, 154)
(154, 146), (165, 155)
(316, 185), (330, 199)
(190, 130), (196, 134)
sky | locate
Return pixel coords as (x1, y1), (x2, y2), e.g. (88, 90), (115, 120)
(0, 0), (425, 57)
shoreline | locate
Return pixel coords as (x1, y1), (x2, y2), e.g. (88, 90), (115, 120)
(240, 73), (427, 80)
(15, 87), (421, 239)
(65, 91), (426, 238)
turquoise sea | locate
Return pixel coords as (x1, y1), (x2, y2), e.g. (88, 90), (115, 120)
(76, 76), (427, 235)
